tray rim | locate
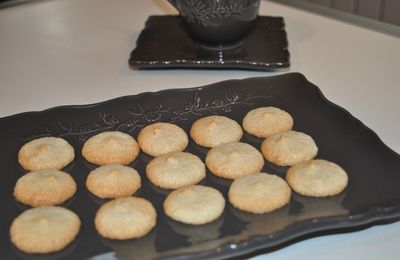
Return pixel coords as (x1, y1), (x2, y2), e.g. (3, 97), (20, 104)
(2, 73), (400, 259)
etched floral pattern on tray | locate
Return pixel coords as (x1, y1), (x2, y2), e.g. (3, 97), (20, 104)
(24, 91), (270, 142)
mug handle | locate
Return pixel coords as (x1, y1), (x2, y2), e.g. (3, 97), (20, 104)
(167, 0), (178, 9)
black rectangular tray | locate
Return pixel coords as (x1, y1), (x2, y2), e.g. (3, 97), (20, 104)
(1, 73), (400, 259)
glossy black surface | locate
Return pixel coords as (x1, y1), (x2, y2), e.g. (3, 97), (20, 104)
(129, 15), (290, 70)
(1, 73), (400, 260)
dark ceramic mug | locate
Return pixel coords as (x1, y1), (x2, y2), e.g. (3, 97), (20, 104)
(167, 0), (260, 44)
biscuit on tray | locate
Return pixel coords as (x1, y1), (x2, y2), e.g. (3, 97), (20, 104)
(86, 164), (141, 199)
(138, 122), (188, 157)
(95, 197), (157, 240)
(82, 131), (140, 165)
(205, 142), (264, 180)
(18, 136), (75, 171)
(13, 169), (77, 207)
(146, 152), (205, 190)
(228, 173), (291, 214)
(163, 185), (225, 225)
(242, 106), (294, 138)
(10, 206), (80, 254)
(190, 115), (243, 148)
(286, 159), (348, 197)
(261, 130), (318, 166)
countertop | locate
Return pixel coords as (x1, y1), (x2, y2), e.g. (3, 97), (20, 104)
(0, 0), (399, 259)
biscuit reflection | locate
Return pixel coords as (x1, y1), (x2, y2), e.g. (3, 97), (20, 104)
(262, 162), (288, 177)
(82, 158), (140, 171)
(205, 172), (232, 187)
(188, 139), (210, 159)
(99, 229), (157, 260)
(61, 160), (77, 173)
(242, 132), (263, 146)
(228, 190), (349, 239)
(17, 159), (77, 175)
(229, 204), (293, 237)
(86, 188), (144, 206)
(146, 178), (207, 197)
(166, 215), (224, 245)
(14, 192), (77, 211)
(291, 191), (349, 220)
(139, 152), (154, 164)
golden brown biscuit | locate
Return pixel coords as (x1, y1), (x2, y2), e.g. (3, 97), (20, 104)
(13, 169), (77, 207)
(95, 197), (157, 240)
(10, 206), (80, 253)
(18, 137), (75, 171)
(190, 115), (243, 148)
(205, 142), (264, 179)
(86, 164), (141, 199)
(286, 159), (348, 197)
(138, 122), (188, 157)
(261, 130), (318, 166)
(163, 185), (225, 225)
(82, 131), (140, 165)
(228, 173), (291, 214)
(146, 152), (205, 189)
(242, 107), (294, 138)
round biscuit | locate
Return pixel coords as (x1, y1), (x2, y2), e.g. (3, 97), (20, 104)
(86, 164), (141, 199)
(163, 185), (225, 225)
(138, 122), (188, 157)
(261, 130), (318, 166)
(95, 197), (157, 240)
(286, 159), (348, 197)
(13, 169), (77, 207)
(190, 115), (243, 148)
(10, 206), (80, 253)
(205, 142), (264, 180)
(228, 173), (291, 214)
(82, 131), (140, 165)
(242, 107), (294, 138)
(18, 137), (75, 171)
(146, 152), (205, 189)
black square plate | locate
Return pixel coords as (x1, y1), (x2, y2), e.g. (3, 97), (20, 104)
(1, 73), (399, 259)
(129, 15), (290, 71)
